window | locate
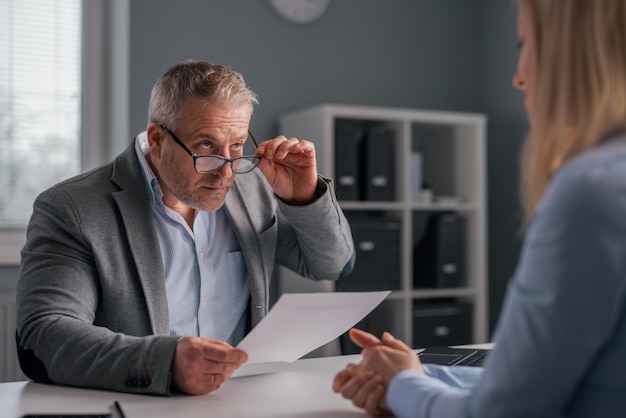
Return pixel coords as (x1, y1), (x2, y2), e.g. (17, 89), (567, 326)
(0, 0), (82, 227)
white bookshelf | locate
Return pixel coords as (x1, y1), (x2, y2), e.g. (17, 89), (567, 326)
(278, 104), (488, 354)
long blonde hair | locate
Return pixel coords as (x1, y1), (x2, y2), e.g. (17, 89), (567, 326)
(519, 0), (626, 225)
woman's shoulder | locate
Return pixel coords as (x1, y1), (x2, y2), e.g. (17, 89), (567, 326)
(554, 133), (626, 189)
(543, 133), (626, 218)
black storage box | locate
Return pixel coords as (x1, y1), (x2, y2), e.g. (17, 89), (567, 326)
(336, 216), (401, 291)
(412, 299), (473, 348)
(413, 213), (466, 288)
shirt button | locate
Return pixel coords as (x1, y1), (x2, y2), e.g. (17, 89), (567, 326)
(198, 252), (205, 259)
(202, 295), (208, 302)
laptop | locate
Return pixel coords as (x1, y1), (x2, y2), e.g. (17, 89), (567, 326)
(418, 346), (490, 367)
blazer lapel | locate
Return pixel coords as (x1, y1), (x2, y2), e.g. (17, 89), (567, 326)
(111, 143), (170, 335)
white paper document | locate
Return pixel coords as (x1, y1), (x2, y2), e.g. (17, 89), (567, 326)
(233, 291), (389, 376)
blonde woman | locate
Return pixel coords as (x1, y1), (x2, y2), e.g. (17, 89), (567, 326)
(333, 0), (626, 416)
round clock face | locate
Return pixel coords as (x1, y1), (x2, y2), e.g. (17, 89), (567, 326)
(269, 0), (330, 24)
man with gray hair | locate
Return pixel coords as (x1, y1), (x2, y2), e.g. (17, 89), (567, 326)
(16, 59), (355, 396)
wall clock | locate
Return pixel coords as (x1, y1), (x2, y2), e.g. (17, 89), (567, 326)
(269, 0), (330, 24)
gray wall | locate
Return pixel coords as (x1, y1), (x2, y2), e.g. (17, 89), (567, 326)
(481, 0), (526, 331)
(0, 267), (18, 291)
(128, 0), (483, 138)
(2, 0), (526, 336)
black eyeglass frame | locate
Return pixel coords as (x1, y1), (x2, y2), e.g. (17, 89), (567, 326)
(159, 124), (261, 175)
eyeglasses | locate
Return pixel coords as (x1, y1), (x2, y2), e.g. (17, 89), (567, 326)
(160, 124), (261, 175)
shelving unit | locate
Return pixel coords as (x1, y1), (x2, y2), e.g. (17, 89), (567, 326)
(277, 104), (488, 355)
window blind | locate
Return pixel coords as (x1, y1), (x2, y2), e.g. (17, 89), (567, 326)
(0, 0), (81, 227)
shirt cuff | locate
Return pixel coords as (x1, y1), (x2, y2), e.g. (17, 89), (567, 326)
(387, 370), (469, 418)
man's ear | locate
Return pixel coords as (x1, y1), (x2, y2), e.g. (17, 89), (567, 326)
(146, 123), (165, 157)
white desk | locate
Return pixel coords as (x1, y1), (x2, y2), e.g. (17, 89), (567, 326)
(1, 354), (365, 418)
(2, 344), (494, 418)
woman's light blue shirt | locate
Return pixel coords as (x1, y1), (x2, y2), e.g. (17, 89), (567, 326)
(387, 135), (626, 417)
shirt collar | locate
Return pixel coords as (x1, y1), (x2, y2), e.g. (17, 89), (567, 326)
(134, 131), (163, 206)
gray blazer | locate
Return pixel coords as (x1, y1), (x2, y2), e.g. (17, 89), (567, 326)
(16, 140), (354, 395)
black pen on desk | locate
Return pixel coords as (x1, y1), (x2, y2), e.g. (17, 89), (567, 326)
(114, 400), (126, 418)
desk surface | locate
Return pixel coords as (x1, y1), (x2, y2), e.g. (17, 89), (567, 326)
(2, 354), (365, 418)
(2, 344), (493, 418)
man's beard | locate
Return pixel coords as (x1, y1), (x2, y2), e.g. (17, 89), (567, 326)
(161, 156), (233, 212)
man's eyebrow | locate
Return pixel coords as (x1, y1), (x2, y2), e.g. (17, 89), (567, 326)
(193, 133), (248, 144)
(233, 133), (250, 143)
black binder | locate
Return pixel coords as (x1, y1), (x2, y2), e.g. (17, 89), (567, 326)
(413, 213), (466, 288)
(334, 121), (364, 201)
(361, 125), (395, 201)
(412, 299), (473, 347)
(336, 215), (401, 292)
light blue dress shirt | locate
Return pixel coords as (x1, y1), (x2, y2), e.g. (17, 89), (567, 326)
(386, 134), (626, 417)
(135, 133), (249, 345)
